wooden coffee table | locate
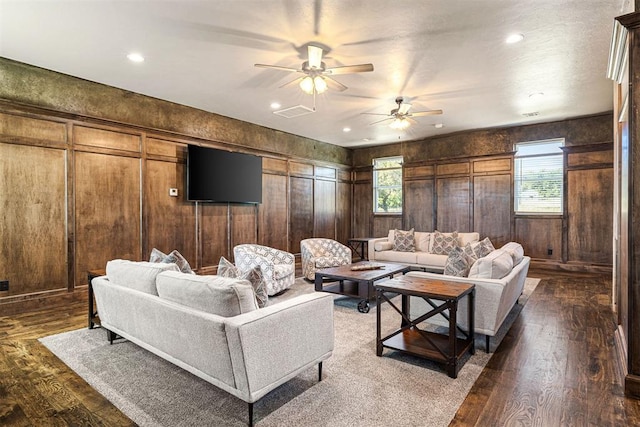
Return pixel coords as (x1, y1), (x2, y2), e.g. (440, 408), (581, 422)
(314, 261), (410, 313)
(375, 275), (475, 378)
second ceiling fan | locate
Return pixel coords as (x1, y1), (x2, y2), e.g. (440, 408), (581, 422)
(255, 44), (374, 95)
(364, 97), (443, 130)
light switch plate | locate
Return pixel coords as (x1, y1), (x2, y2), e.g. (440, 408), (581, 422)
(169, 188), (178, 197)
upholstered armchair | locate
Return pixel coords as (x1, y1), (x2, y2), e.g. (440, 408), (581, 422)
(300, 238), (352, 281)
(233, 244), (295, 295)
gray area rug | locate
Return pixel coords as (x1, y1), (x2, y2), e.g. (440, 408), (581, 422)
(40, 277), (540, 427)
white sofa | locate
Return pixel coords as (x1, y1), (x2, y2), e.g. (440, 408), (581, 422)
(92, 260), (334, 426)
(368, 230), (480, 272)
(405, 245), (531, 352)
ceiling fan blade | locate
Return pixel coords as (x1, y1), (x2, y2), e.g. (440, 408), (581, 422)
(254, 64), (299, 73)
(369, 117), (393, 125)
(325, 63), (374, 75)
(308, 45), (324, 69)
(411, 109), (443, 116)
(360, 112), (392, 116)
(406, 117), (419, 125)
(279, 76), (303, 88)
(398, 103), (412, 115)
(324, 76), (348, 92)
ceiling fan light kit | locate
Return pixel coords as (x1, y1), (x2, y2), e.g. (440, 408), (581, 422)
(299, 75), (327, 95)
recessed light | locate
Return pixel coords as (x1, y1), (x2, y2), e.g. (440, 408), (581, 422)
(362, 138), (370, 142)
(343, 127), (351, 133)
(127, 52), (145, 63)
(506, 33), (524, 44)
(529, 92), (544, 99)
(434, 123), (444, 129)
(270, 102), (281, 109)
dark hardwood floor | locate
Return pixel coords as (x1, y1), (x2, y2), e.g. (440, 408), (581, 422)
(1, 268), (640, 426)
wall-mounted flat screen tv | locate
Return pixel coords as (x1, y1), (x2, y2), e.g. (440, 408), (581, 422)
(187, 145), (262, 204)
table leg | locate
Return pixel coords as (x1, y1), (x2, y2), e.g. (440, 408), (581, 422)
(376, 288), (383, 356)
(88, 273), (95, 329)
(448, 299), (458, 379)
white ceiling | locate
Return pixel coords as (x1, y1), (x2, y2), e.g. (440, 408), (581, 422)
(0, 1), (632, 148)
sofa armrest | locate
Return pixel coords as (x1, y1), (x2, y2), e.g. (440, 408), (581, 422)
(224, 292), (334, 402)
(368, 237), (390, 261)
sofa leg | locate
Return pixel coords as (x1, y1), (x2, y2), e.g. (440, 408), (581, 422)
(318, 361), (323, 382)
(106, 329), (117, 345)
(248, 402), (253, 427)
(485, 335), (491, 353)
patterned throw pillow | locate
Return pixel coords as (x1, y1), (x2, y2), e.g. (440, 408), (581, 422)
(431, 230), (459, 255)
(477, 237), (495, 258)
(149, 248), (194, 274)
(444, 246), (471, 277)
(217, 256), (267, 308)
(393, 228), (416, 252)
(463, 243), (479, 263)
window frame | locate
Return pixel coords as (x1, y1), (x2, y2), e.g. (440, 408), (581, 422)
(513, 138), (565, 216)
(372, 156), (403, 215)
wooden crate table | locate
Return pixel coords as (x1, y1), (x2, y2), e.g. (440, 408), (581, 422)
(375, 275), (475, 378)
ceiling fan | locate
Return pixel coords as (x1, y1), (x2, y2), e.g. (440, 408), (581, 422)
(363, 97), (443, 130)
(255, 44), (374, 96)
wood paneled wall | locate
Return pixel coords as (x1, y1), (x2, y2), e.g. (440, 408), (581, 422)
(0, 106), (351, 314)
(353, 142), (613, 271)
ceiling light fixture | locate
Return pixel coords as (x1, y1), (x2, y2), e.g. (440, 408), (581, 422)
(528, 92), (545, 99)
(127, 52), (145, 63)
(299, 75), (328, 95)
(270, 102), (281, 109)
(506, 33), (524, 44)
(343, 127), (351, 132)
(389, 117), (410, 130)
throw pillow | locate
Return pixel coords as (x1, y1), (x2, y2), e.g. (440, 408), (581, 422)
(149, 248), (194, 274)
(444, 246), (471, 277)
(477, 237), (495, 258)
(217, 256), (267, 308)
(463, 242), (479, 263)
(393, 228), (416, 252)
(431, 230), (459, 255)
(149, 247), (167, 263)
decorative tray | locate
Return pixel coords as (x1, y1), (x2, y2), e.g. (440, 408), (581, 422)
(350, 263), (384, 271)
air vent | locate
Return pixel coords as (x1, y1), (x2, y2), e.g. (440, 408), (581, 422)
(522, 112), (540, 117)
(273, 105), (315, 118)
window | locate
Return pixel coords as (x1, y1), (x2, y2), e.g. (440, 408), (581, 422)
(514, 139), (564, 214)
(373, 156), (403, 213)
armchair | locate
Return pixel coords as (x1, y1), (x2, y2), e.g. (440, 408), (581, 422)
(233, 244), (295, 295)
(301, 238), (352, 281)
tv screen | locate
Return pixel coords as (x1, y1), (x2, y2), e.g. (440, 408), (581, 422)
(187, 145), (262, 204)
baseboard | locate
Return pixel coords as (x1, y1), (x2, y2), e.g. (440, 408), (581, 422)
(529, 259), (612, 274)
(0, 287), (86, 316)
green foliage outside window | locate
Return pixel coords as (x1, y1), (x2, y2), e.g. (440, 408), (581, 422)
(373, 157), (403, 213)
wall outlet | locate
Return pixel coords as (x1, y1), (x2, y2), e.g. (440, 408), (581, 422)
(169, 188), (178, 197)
(0, 280), (8, 291)
(547, 248), (553, 255)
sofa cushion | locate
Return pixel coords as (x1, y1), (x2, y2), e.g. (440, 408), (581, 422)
(457, 232), (481, 247)
(374, 241), (394, 252)
(431, 230), (458, 255)
(156, 271), (258, 317)
(374, 249), (418, 264)
(106, 260), (180, 295)
(444, 246), (471, 277)
(468, 249), (513, 279)
(393, 228), (416, 252)
(501, 242), (525, 266)
(415, 252), (448, 269)
(414, 232), (431, 252)
(217, 256), (267, 308)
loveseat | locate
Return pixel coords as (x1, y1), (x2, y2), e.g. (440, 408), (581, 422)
(406, 242), (531, 352)
(92, 260), (334, 426)
(368, 230), (480, 272)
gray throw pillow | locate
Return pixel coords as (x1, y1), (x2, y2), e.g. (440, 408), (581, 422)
(444, 246), (471, 277)
(149, 247), (194, 274)
(432, 230), (458, 255)
(393, 228), (416, 252)
(217, 256), (267, 308)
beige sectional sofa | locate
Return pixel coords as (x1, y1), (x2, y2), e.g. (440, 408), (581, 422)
(92, 260), (334, 427)
(368, 230), (480, 272)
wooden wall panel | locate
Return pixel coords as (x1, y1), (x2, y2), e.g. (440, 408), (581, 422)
(200, 204), (229, 267)
(373, 216), (402, 237)
(473, 158), (511, 173)
(568, 168), (614, 264)
(289, 176), (314, 254)
(404, 179), (435, 231)
(315, 166), (336, 179)
(437, 162), (469, 176)
(73, 126), (140, 152)
(473, 174), (512, 246)
(75, 151), (141, 285)
(0, 143), (67, 295)
(567, 150), (614, 168)
(144, 159), (196, 264)
(289, 161), (313, 176)
(353, 182), (372, 237)
(314, 179), (336, 239)
(515, 217), (563, 260)
(146, 137), (185, 158)
(231, 205), (258, 249)
(436, 177), (471, 232)
(336, 181), (352, 244)
(0, 112), (66, 143)
(258, 173), (288, 250)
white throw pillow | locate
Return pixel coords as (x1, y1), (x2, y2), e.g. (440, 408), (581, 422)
(375, 241), (394, 251)
(501, 242), (525, 266)
(106, 260), (179, 295)
(156, 271), (258, 317)
(414, 232), (431, 252)
(468, 249), (513, 279)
